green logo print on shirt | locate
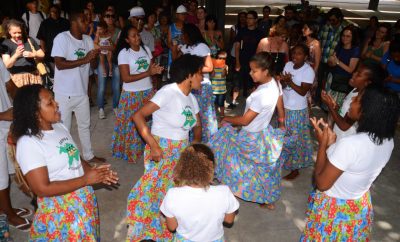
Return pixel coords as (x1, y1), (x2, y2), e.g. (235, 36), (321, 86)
(58, 143), (80, 168)
(182, 106), (196, 129)
(135, 57), (149, 71)
(74, 48), (86, 59)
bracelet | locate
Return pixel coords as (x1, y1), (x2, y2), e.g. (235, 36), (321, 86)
(278, 117), (285, 123)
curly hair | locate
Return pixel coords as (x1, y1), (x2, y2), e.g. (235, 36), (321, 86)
(11, 84), (45, 142)
(5, 19), (28, 42)
(357, 86), (400, 145)
(174, 144), (215, 188)
(170, 54), (204, 84)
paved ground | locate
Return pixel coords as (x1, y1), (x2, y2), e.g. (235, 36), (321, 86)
(8, 87), (400, 241)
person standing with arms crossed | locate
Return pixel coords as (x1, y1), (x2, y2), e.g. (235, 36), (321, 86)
(51, 11), (104, 163)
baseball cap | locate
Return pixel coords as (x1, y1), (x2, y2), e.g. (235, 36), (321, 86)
(129, 6), (145, 18)
(176, 5), (187, 14)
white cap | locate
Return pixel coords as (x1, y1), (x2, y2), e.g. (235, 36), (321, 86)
(129, 6), (145, 18)
(176, 5), (187, 14)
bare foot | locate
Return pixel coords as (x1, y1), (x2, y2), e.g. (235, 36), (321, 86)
(260, 203), (276, 210)
(283, 169), (299, 180)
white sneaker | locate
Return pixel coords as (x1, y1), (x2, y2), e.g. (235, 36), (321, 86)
(113, 108), (118, 116)
(99, 108), (106, 119)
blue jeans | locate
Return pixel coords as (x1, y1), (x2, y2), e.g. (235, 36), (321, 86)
(97, 61), (120, 109)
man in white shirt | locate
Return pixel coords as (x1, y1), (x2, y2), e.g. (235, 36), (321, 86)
(127, 7), (155, 51)
(21, 0), (45, 44)
(52, 12), (104, 163)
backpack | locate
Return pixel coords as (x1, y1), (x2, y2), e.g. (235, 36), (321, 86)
(25, 10), (45, 34)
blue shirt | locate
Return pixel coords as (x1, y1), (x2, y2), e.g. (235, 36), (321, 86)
(381, 52), (400, 92)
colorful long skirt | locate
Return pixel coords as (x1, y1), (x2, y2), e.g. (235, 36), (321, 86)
(126, 136), (188, 241)
(30, 186), (99, 241)
(208, 124), (286, 204)
(174, 233), (225, 242)
(300, 190), (373, 241)
(280, 108), (314, 171)
(111, 89), (154, 163)
(192, 83), (218, 143)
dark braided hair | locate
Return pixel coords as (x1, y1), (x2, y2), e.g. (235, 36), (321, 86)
(357, 86), (400, 145)
(11, 84), (45, 141)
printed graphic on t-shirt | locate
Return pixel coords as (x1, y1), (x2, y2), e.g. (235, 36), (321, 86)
(182, 106), (195, 129)
(135, 57), (149, 71)
(57, 138), (81, 170)
(74, 48), (86, 59)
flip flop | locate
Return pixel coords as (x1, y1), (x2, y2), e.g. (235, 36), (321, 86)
(9, 217), (32, 232)
(15, 208), (33, 218)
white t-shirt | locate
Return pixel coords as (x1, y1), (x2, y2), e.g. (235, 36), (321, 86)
(51, 31), (94, 96)
(151, 83), (199, 140)
(118, 46), (153, 92)
(282, 62), (315, 110)
(140, 30), (155, 52)
(0, 60), (11, 130)
(16, 123), (84, 182)
(160, 185), (239, 241)
(179, 43), (211, 84)
(242, 79), (280, 132)
(333, 88), (358, 140)
(325, 133), (394, 200)
(22, 11), (45, 44)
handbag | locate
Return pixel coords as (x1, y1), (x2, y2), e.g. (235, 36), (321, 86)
(27, 38), (53, 90)
(27, 38), (47, 75)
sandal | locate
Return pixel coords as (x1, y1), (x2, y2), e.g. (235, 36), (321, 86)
(9, 217), (32, 232)
(14, 208), (33, 218)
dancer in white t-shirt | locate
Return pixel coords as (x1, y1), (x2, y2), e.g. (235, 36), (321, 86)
(126, 54), (203, 241)
(278, 43), (315, 180)
(12, 85), (118, 241)
(303, 86), (399, 241)
(178, 23), (217, 143)
(111, 26), (163, 164)
(321, 63), (384, 140)
(161, 144), (239, 242)
(51, 12), (103, 163)
(209, 52), (287, 210)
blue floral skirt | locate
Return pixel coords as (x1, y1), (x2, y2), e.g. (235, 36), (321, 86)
(279, 108), (314, 170)
(208, 124), (286, 204)
(192, 83), (218, 143)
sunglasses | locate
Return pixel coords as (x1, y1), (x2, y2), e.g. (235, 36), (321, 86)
(105, 14), (115, 18)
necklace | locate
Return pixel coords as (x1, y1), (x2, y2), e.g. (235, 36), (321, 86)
(268, 38), (281, 63)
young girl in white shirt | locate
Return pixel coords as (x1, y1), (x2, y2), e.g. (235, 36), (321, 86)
(303, 86), (399, 241)
(161, 144), (239, 242)
(209, 52), (286, 210)
(278, 43), (315, 180)
(111, 26), (163, 163)
(321, 63), (384, 140)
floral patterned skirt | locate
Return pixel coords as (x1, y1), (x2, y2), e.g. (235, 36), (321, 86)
(280, 108), (314, 171)
(111, 89), (154, 163)
(208, 124), (286, 204)
(192, 83), (218, 143)
(126, 136), (188, 241)
(30, 186), (99, 241)
(300, 190), (373, 241)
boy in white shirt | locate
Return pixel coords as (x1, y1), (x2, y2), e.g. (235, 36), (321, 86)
(51, 11), (103, 163)
(21, 0), (45, 44)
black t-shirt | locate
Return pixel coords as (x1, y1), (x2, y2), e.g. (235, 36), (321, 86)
(234, 28), (263, 66)
(37, 17), (70, 62)
(1, 37), (39, 74)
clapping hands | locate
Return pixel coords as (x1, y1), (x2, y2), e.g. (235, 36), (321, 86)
(310, 117), (336, 147)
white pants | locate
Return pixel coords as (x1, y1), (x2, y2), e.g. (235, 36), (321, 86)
(55, 94), (94, 160)
(0, 128), (14, 190)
